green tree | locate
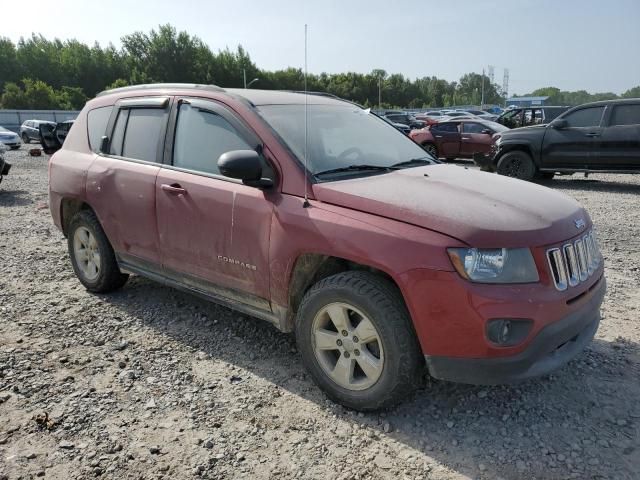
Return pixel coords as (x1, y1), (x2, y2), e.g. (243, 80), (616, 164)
(1, 82), (26, 108)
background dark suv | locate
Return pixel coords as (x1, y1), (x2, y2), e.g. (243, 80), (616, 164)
(488, 98), (640, 180)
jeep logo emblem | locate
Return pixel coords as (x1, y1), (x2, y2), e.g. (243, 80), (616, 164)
(574, 218), (586, 229)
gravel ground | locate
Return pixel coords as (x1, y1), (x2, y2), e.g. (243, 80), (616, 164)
(1, 146), (639, 480)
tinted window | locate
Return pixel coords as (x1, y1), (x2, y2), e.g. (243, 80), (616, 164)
(563, 107), (604, 128)
(462, 122), (488, 134)
(173, 103), (253, 175)
(610, 104), (640, 126)
(87, 106), (113, 152)
(121, 108), (166, 162)
(109, 110), (128, 156)
(432, 122), (458, 133)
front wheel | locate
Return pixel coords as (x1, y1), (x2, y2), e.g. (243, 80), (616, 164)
(67, 210), (128, 293)
(295, 271), (423, 411)
(21, 133), (30, 144)
(496, 151), (536, 181)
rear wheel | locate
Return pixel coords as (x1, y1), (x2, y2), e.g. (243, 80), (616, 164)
(496, 151), (536, 181)
(21, 133), (30, 144)
(422, 143), (438, 159)
(295, 271), (423, 411)
(68, 210), (128, 293)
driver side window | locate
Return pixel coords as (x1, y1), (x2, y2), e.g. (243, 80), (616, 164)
(563, 107), (605, 128)
(173, 103), (253, 175)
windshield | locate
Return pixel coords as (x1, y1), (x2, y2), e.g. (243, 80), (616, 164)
(258, 104), (434, 177)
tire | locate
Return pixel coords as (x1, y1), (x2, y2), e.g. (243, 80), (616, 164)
(423, 143), (438, 159)
(10, 146), (20, 150)
(539, 172), (555, 180)
(496, 151), (536, 181)
(67, 210), (128, 293)
(22, 133), (30, 144)
(295, 271), (423, 411)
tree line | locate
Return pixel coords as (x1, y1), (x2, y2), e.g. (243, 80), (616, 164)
(1, 25), (638, 111)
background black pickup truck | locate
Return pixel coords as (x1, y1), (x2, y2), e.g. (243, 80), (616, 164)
(488, 99), (640, 180)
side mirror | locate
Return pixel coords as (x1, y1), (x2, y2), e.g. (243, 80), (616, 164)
(218, 150), (273, 188)
(552, 119), (568, 129)
(481, 129), (493, 135)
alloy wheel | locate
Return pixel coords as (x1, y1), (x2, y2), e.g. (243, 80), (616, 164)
(311, 302), (384, 391)
(73, 226), (101, 281)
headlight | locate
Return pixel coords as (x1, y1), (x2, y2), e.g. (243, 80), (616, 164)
(447, 248), (539, 284)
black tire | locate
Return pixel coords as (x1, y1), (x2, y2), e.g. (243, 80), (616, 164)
(295, 271), (423, 411)
(67, 209), (128, 293)
(539, 172), (555, 180)
(423, 143), (438, 159)
(10, 146), (20, 150)
(22, 133), (30, 144)
(496, 151), (536, 181)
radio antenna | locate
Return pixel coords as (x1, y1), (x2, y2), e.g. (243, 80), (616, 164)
(303, 24), (310, 208)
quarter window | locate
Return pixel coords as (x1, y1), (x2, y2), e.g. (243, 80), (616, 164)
(610, 104), (640, 126)
(173, 103), (253, 175)
(563, 107), (605, 128)
(87, 106), (113, 152)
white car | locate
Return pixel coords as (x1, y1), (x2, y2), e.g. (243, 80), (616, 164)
(0, 127), (21, 149)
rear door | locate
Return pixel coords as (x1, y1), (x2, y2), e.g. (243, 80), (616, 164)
(540, 106), (605, 169)
(594, 103), (640, 169)
(430, 122), (461, 158)
(85, 97), (170, 268)
(155, 98), (275, 305)
(459, 121), (493, 156)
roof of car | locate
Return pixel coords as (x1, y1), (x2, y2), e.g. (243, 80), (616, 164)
(97, 83), (354, 107)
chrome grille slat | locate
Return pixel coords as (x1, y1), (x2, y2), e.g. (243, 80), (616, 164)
(546, 230), (602, 291)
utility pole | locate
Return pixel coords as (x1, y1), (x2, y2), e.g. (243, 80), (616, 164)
(503, 68), (510, 107)
(481, 68), (485, 107)
(243, 68), (247, 89)
(378, 76), (382, 110)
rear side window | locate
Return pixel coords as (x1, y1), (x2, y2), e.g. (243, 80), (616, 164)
(172, 103), (253, 175)
(432, 122), (458, 133)
(113, 108), (166, 162)
(563, 107), (604, 128)
(87, 106), (113, 152)
(610, 104), (640, 126)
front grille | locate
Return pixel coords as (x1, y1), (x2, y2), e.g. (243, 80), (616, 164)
(547, 230), (602, 291)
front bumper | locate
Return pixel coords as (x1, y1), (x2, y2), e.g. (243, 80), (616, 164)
(425, 275), (605, 385)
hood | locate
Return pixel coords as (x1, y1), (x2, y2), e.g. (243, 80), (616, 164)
(313, 165), (589, 248)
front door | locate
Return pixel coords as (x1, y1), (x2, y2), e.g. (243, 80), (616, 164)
(155, 98), (275, 305)
(540, 106), (605, 169)
(459, 121), (493, 157)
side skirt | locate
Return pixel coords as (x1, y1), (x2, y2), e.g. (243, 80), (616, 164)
(117, 255), (286, 331)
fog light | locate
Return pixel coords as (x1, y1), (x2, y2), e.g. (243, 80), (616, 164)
(486, 319), (532, 346)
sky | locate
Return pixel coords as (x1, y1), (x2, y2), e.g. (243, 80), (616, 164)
(3, 0), (639, 95)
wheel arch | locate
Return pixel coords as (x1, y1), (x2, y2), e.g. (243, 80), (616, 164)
(60, 198), (95, 237)
(495, 142), (537, 167)
(282, 253), (403, 332)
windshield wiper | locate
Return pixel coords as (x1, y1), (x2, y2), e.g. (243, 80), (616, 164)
(391, 157), (435, 168)
(314, 164), (400, 177)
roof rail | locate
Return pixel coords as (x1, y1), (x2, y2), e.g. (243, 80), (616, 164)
(97, 83), (225, 97)
(288, 90), (364, 108)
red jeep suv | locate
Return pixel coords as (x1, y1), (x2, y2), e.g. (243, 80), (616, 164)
(47, 84), (606, 410)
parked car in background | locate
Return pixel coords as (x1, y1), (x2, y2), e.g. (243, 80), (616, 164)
(0, 126), (21, 149)
(377, 114), (411, 135)
(46, 83), (605, 411)
(410, 119), (508, 160)
(495, 106), (570, 129)
(413, 113), (439, 126)
(383, 111), (425, 129)
(20, 120), (56, 143)
(486, 99), (640, 180)
(460, 109), (498, 121)
(38, 120), (76, 154)
(0, 142), (10, 186)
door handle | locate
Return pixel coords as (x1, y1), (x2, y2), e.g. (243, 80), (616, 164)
(435, 135), (443, 138)
(461, 137), (470, 140)
(585, 132), (600, 137)
(161, 183), (187, 194)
